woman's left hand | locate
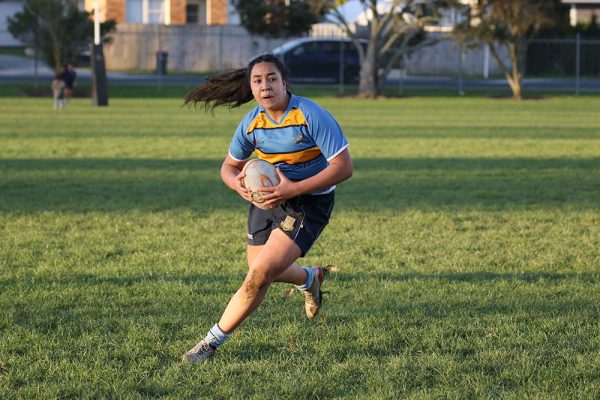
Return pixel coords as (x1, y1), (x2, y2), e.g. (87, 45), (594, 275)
(259, 168), (299, 208)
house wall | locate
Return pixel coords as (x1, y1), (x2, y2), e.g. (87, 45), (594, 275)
(84, 0), (227, 24)
(207, 0), (227, 24)
(103, 24), (289, 71)
(106, 0), (126, 22)
(103, 23), (509, 76)
(84, 0), (125, 22)
(170, 0), (187, 24)
(406, 39), (508, 77)
(571, 7), (600, 24)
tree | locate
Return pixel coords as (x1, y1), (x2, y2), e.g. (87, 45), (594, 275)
(453, 0), (556, 100)
(327, 0), (447, 98)
(233, 0), (326, 38)
(7, 0), (115, 72)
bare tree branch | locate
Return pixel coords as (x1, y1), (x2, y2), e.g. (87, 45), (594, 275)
(328, 0), (443, 97)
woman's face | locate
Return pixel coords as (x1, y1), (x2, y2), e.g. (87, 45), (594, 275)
(249, 61), (288, 112)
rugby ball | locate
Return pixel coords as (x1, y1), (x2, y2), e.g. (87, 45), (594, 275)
(242, 159), (280, 210)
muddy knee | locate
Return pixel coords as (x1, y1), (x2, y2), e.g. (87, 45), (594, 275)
(242, 269), (271, 297)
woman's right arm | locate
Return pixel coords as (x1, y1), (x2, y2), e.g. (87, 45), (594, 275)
(221, 154), (252, 202)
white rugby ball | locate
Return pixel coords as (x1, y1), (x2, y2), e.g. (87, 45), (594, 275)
(242, 159), (280, 210)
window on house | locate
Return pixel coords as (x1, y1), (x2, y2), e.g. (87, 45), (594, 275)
(147, 0), (164, 24)
(186, 4), (199, 23)
(186, 0), (207, 25)
(126, 0), (166, 24)
(126, 0), (143, 23)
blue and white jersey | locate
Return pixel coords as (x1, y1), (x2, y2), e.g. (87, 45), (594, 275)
(229, 94), (349, 194)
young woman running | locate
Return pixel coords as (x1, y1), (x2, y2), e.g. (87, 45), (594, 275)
(181, 54), (353, 363)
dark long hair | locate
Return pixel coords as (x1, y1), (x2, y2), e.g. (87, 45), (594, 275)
(184, 53), (290, 111)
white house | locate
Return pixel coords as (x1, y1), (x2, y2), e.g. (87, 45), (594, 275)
(561, 0), (600, 25)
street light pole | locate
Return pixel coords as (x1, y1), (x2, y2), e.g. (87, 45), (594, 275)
(91, 0), (108, 106)
(94, 0), (101, 45)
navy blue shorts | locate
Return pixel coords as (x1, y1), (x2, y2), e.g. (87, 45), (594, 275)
(247, 192), (335, 257)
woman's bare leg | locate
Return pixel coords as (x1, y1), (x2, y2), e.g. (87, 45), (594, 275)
(247, 244), (306, 285)
(217, 229), (302, 333)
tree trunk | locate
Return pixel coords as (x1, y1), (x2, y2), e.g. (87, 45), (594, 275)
(507, 76), (522, 100)
(358, 40), (379, 98)
(489, 42), (523, 100)
(49, 27), (62, 73)
(507, 42), (524, 100)
(358, 5), (380, 98)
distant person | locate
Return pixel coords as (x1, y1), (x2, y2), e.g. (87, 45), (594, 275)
(180, 54), (353, 363)
(61, 61), (77, 104)
(51, 72), (65, 111)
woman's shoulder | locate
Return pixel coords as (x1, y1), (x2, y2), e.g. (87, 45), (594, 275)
(242, 104), (262, 119)
(293, 95), (325, 113)
(293, 95), (333, 121)
(236, 104), (263, 129)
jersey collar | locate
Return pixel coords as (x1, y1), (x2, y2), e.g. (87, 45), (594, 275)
(257, 92), (298, 124)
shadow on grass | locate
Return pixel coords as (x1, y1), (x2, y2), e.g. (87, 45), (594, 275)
(1, 157), (599, 213)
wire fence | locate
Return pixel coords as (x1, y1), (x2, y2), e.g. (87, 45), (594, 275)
(280, 31), (600, 95)
(2, 26), (599, 95)
(296, 35), (600, 95)
(528, 36), (600, 78)
(398, 36), (600, 96)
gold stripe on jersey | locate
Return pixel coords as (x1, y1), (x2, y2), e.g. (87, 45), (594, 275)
(246, 108), (307, 133)
(256, 146), (322, 165)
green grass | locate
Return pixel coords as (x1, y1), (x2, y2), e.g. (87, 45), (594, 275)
(0, 47), (28, 58)
(1, 90), (599, 398)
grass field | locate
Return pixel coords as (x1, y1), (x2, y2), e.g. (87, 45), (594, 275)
(1, 86), (599, 398)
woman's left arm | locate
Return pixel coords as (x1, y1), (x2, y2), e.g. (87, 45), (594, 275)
(260, 148), (353, 207)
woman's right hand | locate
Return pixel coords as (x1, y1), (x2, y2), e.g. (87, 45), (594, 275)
(233, 171), (253, 202)
(221, 155), (253, 203)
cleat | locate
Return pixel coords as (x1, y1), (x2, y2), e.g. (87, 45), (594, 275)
(303, 266), (324, 319)
(181, 339), (216, 363)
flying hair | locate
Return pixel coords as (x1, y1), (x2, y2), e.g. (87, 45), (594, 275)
(184, 54), (290, 112)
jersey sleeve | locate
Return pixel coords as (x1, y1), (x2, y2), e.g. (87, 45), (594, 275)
(228, 117), (255, 161)
(303, 102), (349, 161)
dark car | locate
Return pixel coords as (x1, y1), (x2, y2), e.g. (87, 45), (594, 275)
(272, 38), (367, 84)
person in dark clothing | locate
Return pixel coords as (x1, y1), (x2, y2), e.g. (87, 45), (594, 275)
(61, 61), (77, 104)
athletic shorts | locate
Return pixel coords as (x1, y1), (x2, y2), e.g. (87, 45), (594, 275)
(247, 191), (335, 257)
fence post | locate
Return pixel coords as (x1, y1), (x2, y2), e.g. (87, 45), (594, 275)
(458, 44), (465, 96)
(483, 44), (489, 79)
(33, 45), (39, 89)
(398, 55), (406, 97)
(156, 25), (163, 91)
(218, 26), (224, 70)
(575, 33), (581, 96)
(33, 17), (39, 88)
(339, 40), (345, 95)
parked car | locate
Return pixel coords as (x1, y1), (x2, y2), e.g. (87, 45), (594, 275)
(272, 38), (367, 84)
